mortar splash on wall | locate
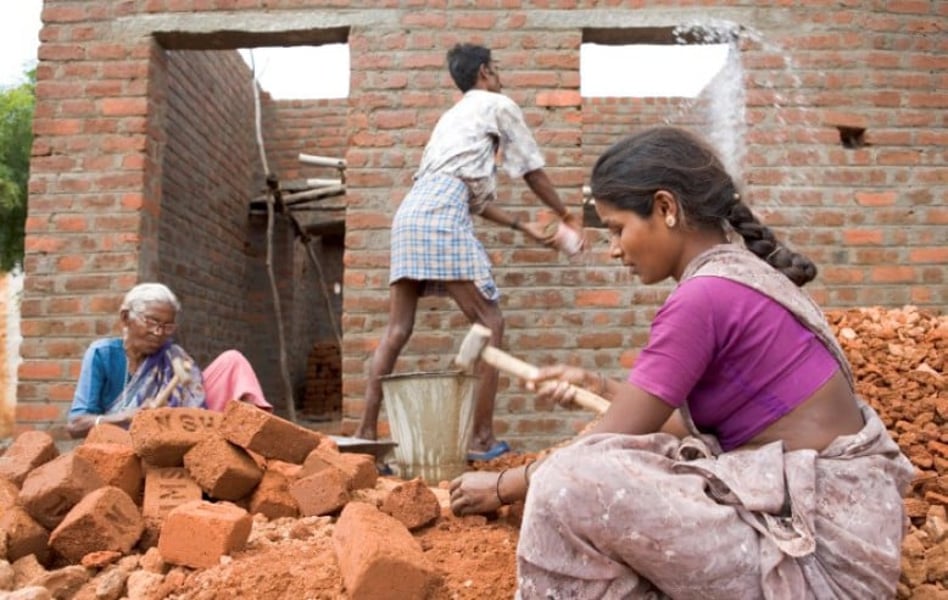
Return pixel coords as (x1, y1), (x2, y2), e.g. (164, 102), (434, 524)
(671, 20), (747, 183)
(1, 268), (23, 438)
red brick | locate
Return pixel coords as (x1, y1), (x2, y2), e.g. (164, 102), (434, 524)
(854, 191), (898, 207)
(141, 467), (202, 521)
(182, 435), (263, 501)
(821, 110), (868, 129)
(289, 468), (349, 517)
(49, 486), (144, 563)
(0, 431), (60, 486)
(0, 477), (18, 506)
(218, 401), (322, 464)
(100, 97), (148, 117)
(18, 453), (105, 530)
(909, 247), (948, 263)
(380, 478), (441, 531)
(535, 90), (582, 108)
(332, 502), (438, 599)
(10, 552), (47, 587)
(74, 443), (144, 504)
(158, 500), (252, 569)
(843, 229), (884, 245)
(301, 448), (378, 492)
(12, 403), (67, 424)
(248, 461), (300, 520)
(129, 407), (221, 467)
(85, 423), (133, 446)
(0, 505), (50, 563)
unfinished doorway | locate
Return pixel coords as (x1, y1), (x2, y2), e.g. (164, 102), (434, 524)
(149, 27), (349, 421)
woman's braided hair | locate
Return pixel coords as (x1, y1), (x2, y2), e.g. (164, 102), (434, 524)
(590, 126), (817, 286)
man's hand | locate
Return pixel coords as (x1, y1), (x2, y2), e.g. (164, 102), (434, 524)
(559, 212), (587, 252)
(519, 221), (557, 247)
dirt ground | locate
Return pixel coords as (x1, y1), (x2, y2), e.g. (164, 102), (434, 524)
(1, 268), (945, 598)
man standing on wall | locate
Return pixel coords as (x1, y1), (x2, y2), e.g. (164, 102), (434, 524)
(354, 43), (582, 461)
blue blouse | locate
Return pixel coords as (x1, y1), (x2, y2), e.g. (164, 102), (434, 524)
(69, 337), (128, 418)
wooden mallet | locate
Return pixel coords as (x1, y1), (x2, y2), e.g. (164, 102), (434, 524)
(147, 357), (194, 409)
(454, 323), (610, 414)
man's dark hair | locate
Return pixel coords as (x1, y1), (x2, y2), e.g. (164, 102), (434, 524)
(447, 43), (491, 92)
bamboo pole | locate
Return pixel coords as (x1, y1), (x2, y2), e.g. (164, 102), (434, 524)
(298, 153), (347, 169)
(252, 75), (297, 423)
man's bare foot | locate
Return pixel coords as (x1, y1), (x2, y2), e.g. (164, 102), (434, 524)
(468, 436), (498, 454)
(353, 426), (377, 440)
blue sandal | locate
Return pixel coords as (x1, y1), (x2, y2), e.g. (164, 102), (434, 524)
(467, 440), (512, 462)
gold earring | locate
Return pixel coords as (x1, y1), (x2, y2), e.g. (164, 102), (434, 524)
(665, 215), (676, 228)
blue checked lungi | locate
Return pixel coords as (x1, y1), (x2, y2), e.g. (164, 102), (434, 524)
(389, 173), (499, 301)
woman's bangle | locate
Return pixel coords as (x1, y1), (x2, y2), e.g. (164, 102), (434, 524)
(596, 372), (608, 396)
(94, 416), (102, 426)
(496, 468), (510, 505)
(509, 218), (520, 231)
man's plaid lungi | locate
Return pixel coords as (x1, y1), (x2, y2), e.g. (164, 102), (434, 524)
(389, 173), (499, 301)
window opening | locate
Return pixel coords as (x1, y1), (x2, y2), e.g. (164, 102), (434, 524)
(239, 44), (350, 100)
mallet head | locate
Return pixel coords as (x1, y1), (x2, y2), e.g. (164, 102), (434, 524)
(454, 323), (493, 372)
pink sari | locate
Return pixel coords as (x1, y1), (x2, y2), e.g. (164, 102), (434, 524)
(202, 350), (273, 412)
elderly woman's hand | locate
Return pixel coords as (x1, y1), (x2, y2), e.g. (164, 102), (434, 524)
(449, 470), (505, 516)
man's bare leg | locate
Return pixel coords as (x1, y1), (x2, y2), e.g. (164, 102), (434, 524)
(354, 280), (420, 440)
(445, 281), (504, 453)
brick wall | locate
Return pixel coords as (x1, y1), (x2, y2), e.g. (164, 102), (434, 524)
(18, 2), (947, 451)
(157, 49), (258, 365)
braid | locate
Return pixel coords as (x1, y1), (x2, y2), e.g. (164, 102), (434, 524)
(726, 202), (818, 287)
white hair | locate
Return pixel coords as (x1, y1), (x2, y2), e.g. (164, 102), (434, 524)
(120, 282), (181, 315)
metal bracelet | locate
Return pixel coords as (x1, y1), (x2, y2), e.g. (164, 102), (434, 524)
(496, 468), (510, 505)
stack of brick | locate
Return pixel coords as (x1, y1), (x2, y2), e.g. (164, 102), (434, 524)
(302, 341), (342, 417)
(0, 400), (444, 599)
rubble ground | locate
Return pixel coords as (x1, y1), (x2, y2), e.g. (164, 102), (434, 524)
(0, 305), (944, 600)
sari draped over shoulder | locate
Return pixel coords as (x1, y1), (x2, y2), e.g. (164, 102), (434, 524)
(517, 244), (916, 600)
(108, 341), (206, 414)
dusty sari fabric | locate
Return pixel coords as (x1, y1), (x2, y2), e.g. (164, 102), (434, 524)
(517, 245), (916, 599)
(108, 340), (205, 414)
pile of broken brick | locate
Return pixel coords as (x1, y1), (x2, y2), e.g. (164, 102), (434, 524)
(0, 401), (443, 599)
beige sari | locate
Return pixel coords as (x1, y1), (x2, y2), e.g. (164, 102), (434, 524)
(517, 245), (915, 599)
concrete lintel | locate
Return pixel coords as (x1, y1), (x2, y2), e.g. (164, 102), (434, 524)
(112, 10), (398, 46)
(526, 8), (782, 33)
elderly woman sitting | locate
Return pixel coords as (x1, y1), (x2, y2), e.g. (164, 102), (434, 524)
(67, 282), (272, 438)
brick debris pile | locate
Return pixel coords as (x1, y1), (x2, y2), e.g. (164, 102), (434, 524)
(0, 306), (944, 600)
(0, 401), (515, 599)
(826, 306), (947, 600)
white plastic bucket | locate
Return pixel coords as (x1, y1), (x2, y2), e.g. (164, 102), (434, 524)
(381, 370), (477, 483)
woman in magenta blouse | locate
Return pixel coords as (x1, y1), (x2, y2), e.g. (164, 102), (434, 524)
(449, 127), (914, 599)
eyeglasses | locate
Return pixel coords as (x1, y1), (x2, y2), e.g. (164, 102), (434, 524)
(132, 311), (177, 335)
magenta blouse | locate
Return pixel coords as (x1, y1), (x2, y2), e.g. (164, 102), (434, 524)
(628, 276), (840, 451)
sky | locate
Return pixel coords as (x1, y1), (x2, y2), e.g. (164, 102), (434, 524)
(2, 0), (727, 98)
(0, 0), (43, 87)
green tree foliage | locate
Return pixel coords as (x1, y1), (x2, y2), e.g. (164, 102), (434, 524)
(0, 70), (35, 272)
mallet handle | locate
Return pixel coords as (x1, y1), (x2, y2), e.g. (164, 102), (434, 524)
(479, 347), (610, 414)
